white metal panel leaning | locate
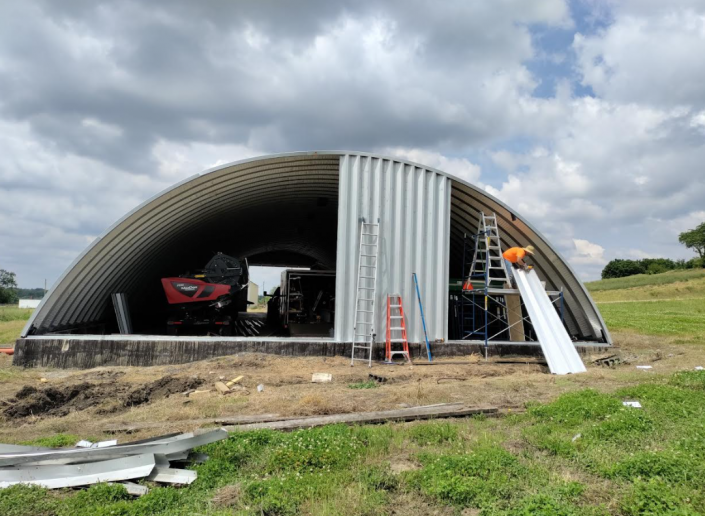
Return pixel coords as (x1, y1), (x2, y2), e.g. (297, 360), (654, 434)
(514, 268), (587, 375)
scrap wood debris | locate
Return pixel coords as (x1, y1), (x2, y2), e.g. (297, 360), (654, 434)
(212, 376), (249, 395)
(436, 376), (468, 384)
(214, 382), (231, 394)
(225, 376), (243, 387)
(0, 429), (228, 492)
(593, 354), (623, 368)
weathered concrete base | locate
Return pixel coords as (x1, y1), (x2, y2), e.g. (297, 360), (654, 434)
(13, 337), (610, 369)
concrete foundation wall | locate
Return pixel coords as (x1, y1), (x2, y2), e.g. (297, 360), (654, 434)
(13, 337), (609, 369)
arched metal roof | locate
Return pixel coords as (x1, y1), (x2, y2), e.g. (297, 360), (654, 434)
(22, 151), (610, 343)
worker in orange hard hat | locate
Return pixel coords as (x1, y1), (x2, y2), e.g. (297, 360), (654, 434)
(503, 245), (535, 281)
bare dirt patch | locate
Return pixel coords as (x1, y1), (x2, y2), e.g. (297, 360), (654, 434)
(3, 375), (204, 420)
(0, 330), (702, 443)
(388, 492), (456, 516)
(123, 376), (204, 407)
(4, 382), (126, 420)
(390, 458), (420, 474)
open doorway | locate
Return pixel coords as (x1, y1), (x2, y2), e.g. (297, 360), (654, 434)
(247, 265), (285, 314)
(124, 181), (340, 339)
(249, 266), (336, 338)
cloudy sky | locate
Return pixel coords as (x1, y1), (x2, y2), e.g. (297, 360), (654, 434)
(1, 0), (704, 291)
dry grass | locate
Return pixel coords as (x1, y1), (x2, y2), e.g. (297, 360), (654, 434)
(0, 329), (702, 444)
(0, 320), (25, 346)
(585, 268), (705, 292)
(0, 306), (33, 345)
(591, 276), (705, 303)
(211, 483), (243, 508)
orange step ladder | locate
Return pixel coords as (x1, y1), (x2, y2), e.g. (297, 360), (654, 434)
(385, 294), (412, 364)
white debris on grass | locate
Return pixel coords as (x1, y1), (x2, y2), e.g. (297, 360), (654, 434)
(75, 440), (117, 448)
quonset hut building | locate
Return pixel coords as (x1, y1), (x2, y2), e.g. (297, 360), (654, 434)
(15, 151), (611, 368)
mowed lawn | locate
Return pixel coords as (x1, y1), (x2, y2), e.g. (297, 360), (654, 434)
(587, 270), (705, 343)
(597, 299), (705, 341)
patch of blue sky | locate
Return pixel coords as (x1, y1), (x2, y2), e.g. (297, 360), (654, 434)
(525, 0), (611, 98)
(449, 135), (549, 188)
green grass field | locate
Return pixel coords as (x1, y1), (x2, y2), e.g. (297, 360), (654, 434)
(586, 270), (705, 343)
(597, 299), (705, 341)
(0, 306), (32, 346)
(1, 272), (704, 514)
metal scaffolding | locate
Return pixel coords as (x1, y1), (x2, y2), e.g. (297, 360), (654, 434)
(453, 229), (565, 358)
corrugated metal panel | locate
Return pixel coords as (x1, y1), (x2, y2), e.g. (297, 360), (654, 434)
(515, 269), (587, 374)
(0, 454), (156, 489)
(334, 154), (450, 343)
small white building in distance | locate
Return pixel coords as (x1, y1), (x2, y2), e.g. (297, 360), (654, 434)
(247, 281), (259, 306)
(19, 299), (41, 309)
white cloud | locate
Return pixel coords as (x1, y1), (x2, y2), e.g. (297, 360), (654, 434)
(152, 140), (263, 181)
(484, 95), (705, 269)
(625, 248), (657, 259)
(0, 120), (168, 286)
(571, 239), (607, 265)
(690, 110), (705, 133)
(574, 7), (705, 106)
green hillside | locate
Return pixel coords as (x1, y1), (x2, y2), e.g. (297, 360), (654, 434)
(585, 268), (705, 292)
(586, 269), (705, 342)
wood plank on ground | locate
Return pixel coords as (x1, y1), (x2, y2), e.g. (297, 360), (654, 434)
(214, 382), (231, 394)
(103, 414), (286, 433)
(223, 403), (498, 432)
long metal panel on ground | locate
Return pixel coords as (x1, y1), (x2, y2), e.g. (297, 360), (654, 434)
(514, 269), (587, 375)
(0, 429), (228, 468)
(0, 454), (155, 489)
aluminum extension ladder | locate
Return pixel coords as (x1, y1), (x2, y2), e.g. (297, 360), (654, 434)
(468, 212), (511, 286)
(351, 221), (380, 367)
(385, 294), (411, 364)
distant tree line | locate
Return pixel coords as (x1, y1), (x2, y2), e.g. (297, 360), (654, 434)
(601, 257), (704, 279)
(17, 288), (46, 299)
(601, 222), (705, 279)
